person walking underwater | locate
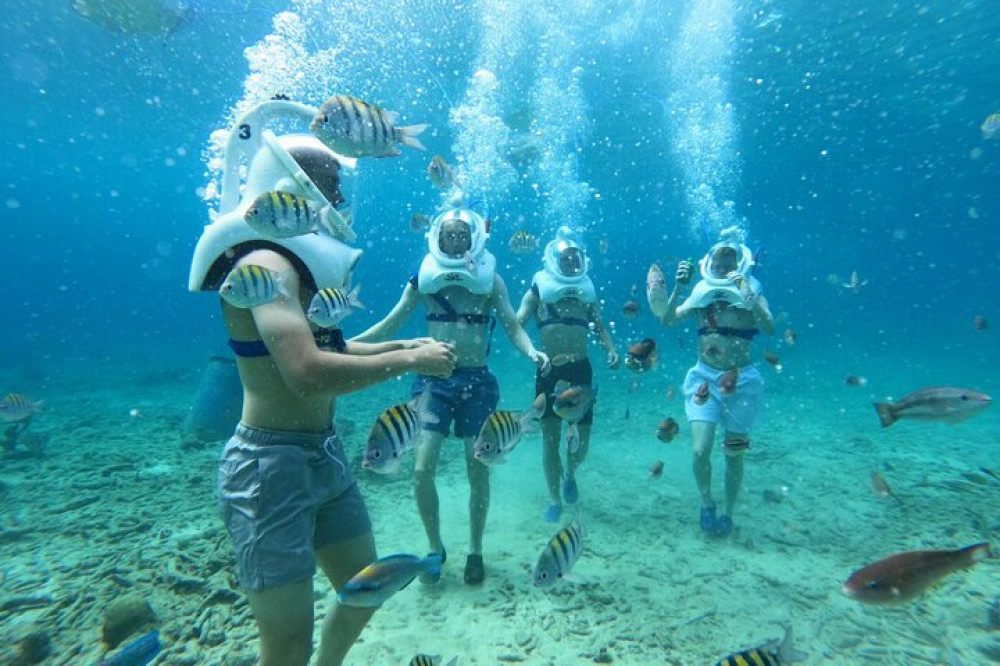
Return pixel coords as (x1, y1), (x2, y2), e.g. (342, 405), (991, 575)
(188, 99), (455, 666)
(648, 226), (775, 536)
(517, 226), (619, 522)
(352, 207), (549, 585)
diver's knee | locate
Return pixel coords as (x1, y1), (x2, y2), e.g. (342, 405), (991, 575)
(723, 435), (750, 457)
(413, 467), (436, 488)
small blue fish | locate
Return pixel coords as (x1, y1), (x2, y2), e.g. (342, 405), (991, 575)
(337, 553), (441, 608)
(99, 630), (161, 666)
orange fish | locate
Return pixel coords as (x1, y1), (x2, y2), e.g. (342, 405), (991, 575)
(625, 338), (657, 372)
(719, 368), (738, 395)
(649, 460), (664, 478)
(665, 385), (676, 401)
(763, 351), (782, 371)
(656, 418), (679, 443)
(870, 471), (892, 497)
(843, 542), (990, 604)
(621, 300), (641, 319)
(783, 328), (796, 346)
(693, 380), (710, 405)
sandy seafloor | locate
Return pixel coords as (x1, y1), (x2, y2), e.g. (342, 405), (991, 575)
(1, 333), (998, 666)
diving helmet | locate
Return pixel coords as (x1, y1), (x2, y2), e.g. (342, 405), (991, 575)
(189, 99), (363, 294)
(698, 226), (754, 285)
(426, 207), (490, 266)
(543, 225), (590, 281)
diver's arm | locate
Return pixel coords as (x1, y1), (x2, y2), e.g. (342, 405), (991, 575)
(660, 260), (695, 326)
(344, 339), (434, 355)
(515, 288), (538, 326)
(350, 284), (420, 343)
(244, 256), (454, 397)
(588, 303), (620, 368)
(494, 276), (549, 369)
(751, 294), (776, 335)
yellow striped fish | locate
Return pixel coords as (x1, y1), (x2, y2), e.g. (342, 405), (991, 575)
(244, 191), (323, 238)
(0, 394), (44, 423)
(311, 95), (428, 158)
(306, 285), (364, 328)
(533, 519), (586, 588)
(473, 394), (546, 466)
(363, 389), (437, 474)
(219, 264), (289, 309)
(714, 627), (807, 666)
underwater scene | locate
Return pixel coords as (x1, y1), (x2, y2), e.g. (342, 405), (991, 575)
(2, 0), (1000, 664)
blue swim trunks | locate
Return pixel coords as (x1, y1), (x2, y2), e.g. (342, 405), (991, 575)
(218, 424), (372, 591)
(411, 366), (500, 438)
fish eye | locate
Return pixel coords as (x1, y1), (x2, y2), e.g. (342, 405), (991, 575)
(373, 450), (381, 459)
(866, 580), (880, 590)
(960, 394), (969, 401)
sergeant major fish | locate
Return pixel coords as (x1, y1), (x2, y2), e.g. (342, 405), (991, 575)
(363, 389), (437, 474)
(219, 265), (290, 309)
(533, 519), (586, 588)
(306, 285), (364, 328)
(410, 657), (459, 666)
(714, 626), (807, 666)
(244, 190), (326, 239)
(337, 553), (442, 608)
(426, 155), (455, 189)
(508, 229), (539, 255)
(474, 395), (546, 466)
(873, 386), (991, 428)
(311, 95), (427, 158)
(0, 394), (45, 423)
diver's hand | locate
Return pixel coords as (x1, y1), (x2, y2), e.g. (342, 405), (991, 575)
(411, 341), (456, 378)
(402, 337), (436, 350)
(531, 350), (551, 376)
(676, 260), (695, 286)
(607, 350), (621, 370)
(726, 271), (756, 303)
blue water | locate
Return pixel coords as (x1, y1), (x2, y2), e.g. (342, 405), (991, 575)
(2, 0), (999, 663)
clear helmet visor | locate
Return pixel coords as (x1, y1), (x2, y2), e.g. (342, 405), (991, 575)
(543, 225), (589, 279)
(427, 208), (488, 264)
(700, 242), (753, 282)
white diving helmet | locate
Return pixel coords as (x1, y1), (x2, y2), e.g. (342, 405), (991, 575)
(684, 226), (761, 309)
(543, 225), (590, 282)
(426, 207), (490, 265)
(188, 99), (362, 294)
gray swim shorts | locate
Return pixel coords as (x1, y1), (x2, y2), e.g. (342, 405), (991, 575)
(683, 360), (764, 434)
(218, 424), (372, 591)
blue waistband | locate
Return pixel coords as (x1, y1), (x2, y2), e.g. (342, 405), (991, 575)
(234, 422), (336, 447)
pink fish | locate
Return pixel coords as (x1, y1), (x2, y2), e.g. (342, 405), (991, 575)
(843, 542), (990, 604)
(873, 387), (991, 428)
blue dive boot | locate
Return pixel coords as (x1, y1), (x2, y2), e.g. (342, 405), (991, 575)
(543, 504), (562, 523)
(562, 475), (579, 504)
(699, 502), (718, 533)
(714, 514), (734, 537)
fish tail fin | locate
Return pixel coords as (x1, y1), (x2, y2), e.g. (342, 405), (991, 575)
(872, 402), (897, 428)
(961, 542), (991, 565)
(398, 124), (429, 150)
(777, 625), (808, 664)
(414, 387), (440, 426)
(274, 270), (293, 300)
(347, 284), (365, 310)
(33, 400), (45, 414)
(423, 552), (443, 576)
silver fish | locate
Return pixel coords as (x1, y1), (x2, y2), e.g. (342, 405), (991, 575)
(873, 387), (992, 428)
(426, 155), (454, 189)
(473, 395), (546, 466)
(244, 191), (323, 238)
(307, 285), (364, 328)
(311, 95), (428, 158)
(0, 394), (44, 423)
(363, 389), (436, 474)
(219, 265), (289, 309)
(533, 519), (586, 588)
